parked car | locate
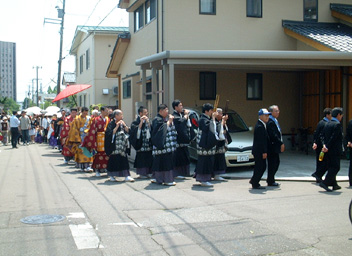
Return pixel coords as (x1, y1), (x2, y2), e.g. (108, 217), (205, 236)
(186, 107), (255, 168)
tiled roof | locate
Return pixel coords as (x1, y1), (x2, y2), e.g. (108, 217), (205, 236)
(282, 20), (352, 52)
(330, 3), (352, 17)
(76, 26), (129, 33)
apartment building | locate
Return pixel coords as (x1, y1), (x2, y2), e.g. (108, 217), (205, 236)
(0, 41), (16, 101)
(69, 26), (128, 107)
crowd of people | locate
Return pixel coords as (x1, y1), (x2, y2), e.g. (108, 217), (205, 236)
(250, 106), (351, 192)
(1, 102), (351, 190)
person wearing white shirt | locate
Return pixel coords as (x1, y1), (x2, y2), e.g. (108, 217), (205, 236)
(9, 111), (20, 148)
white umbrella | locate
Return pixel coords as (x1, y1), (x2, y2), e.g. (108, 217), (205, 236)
(45, 106), (60, 113)
(25, 106), (42, 115)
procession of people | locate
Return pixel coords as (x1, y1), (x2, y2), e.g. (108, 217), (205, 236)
(1, 102), (351, 191)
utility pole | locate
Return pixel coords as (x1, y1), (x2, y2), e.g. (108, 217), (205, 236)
(33, 66), (42, 107)
(56, 0), (66, 108)
(44, 0), (66, 108)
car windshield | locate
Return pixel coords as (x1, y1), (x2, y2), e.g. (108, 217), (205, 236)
(226, 112), (249, 132)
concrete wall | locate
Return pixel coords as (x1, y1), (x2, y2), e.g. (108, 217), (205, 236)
(174, 70), (300, 134)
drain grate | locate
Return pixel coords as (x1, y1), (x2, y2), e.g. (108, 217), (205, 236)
(20, 214), (66, 225)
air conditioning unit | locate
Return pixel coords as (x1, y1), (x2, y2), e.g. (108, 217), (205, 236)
(112, 86), (118, 96)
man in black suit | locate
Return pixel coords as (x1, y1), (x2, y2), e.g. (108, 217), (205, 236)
(311, 108), (332, 183)
(267, 105), (285, 186)
(320, 107), (343, 192)
(250, 108), (270, 189)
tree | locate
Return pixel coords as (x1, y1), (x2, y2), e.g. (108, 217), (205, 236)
(22, 97), (36, 109)
(47, 86), (57, 94)
(0, 97), (19, 114)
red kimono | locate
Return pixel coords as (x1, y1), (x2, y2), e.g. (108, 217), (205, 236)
(60, 115), (75, 157)
(82, 115), (110, 170)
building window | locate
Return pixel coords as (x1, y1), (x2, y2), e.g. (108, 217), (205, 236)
(200, 0), (216, 15)
(304, 0), (318, 21)
(134, 5), (144, 32)
(247, 73), (262, 100)
(86, 49), (90, 70)
(199, 72), (216, 100)
(146, 81), (152, 100)
(79, 55), (83, 74)
(123, 80), (131, 99)
(145, 0), (156, 24)
(247, 0), (262, 18)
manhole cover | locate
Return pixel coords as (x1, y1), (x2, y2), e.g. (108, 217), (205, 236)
(20, 214), (66, 225)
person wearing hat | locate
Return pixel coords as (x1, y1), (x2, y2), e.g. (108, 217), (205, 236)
(249, 108), (271, 189)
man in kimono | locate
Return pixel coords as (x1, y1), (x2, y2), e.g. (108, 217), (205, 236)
(151, 104), (177, 186)
(67, 107), (93, 172)
(172, 100), (192, 179)
(105, 109), (134, 182)
(60, 108), (77, 164)
(195, 103), (218, 187)
(213, 108), (230, 181)
(129, 106), (153, 179)
(82, 106), (110, 177)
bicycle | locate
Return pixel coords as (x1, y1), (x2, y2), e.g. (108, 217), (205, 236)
(349, 199), (352, 225)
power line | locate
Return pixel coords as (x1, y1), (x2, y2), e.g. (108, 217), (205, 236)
(69, 5), (117, 54)
(83, 0), (104, 26)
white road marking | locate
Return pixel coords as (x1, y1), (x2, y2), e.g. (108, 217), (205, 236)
(108, 222), (141, 227)
(67, 212), (85, 219)
(66, 212), (103, 250)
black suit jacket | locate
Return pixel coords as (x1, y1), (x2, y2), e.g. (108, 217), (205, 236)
(323, 119), (343, 156)
(345, 119), (352, 144)
(313, 119), (328, 149)
(267, 118), (283, 154)
(252, 120), (269, 157)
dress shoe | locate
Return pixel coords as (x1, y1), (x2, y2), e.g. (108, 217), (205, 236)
(311, 173), (322, 183)
(164, 182), (176, 186)
(267, 182), (280, 186)
(252, 185), (266, 189)
(200, 181), (214, 187)
(332, 185), (341, 190)
(319, 182), (332, 192)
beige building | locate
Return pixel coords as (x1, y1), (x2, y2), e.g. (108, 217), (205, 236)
(107, 0), (352, 140)
(70, 26), (128, 108)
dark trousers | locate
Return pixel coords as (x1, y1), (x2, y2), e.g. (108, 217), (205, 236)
(10, 127), (19, 148)
(312, 148), (328, 179)
(323, 153), (340, 186)
(267, 152), (280, 184)
(21, 129), (30, 144)
(43, 129), (48, 143)
(250, 154), (266, 187)
(348, 157), (352, 186)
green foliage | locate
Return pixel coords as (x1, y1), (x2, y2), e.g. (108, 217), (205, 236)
(47, 86), (57, 94)
(90, 103), (104, 112)
(22, 98), (36, 109)
(67, 95), (77, 108)
(0, 97), (19, 114)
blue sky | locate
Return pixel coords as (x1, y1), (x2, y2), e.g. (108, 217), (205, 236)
(0, 0), (128, 101)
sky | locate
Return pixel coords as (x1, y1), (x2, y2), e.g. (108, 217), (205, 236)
(0, 0), (128, 102)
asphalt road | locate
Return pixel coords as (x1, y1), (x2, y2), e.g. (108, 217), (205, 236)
(0, 143), (351, 256)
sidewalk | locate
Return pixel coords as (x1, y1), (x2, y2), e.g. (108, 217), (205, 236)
(219, 151), (350, 182)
